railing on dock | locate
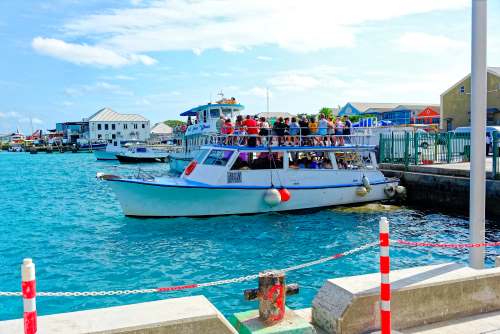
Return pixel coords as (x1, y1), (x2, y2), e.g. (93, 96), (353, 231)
(379, 132), (472, 167)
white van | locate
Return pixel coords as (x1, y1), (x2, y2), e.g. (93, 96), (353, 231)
(453, 126), (500, 137)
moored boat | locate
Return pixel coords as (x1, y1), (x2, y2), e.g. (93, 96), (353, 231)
(101, 137), (404, 217)
(116, 146), (169, 163)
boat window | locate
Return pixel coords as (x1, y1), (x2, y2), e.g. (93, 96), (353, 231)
(203, 109), (207, 123)
(231, 152), (284, 170)
(210, 108), (220, 118)
(288, 151), (333, 170)
(334, 151), (367, 169)
(203, 149), (234, 166)
(194, 149), (209, 163)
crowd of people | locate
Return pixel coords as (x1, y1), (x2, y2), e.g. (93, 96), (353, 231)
(215, 114), (353, 147)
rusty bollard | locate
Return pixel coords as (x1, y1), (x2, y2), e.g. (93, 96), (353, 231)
(244, 270), (299, 325)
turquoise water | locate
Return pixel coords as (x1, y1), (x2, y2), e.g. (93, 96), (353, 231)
(0, 151), (499, 321)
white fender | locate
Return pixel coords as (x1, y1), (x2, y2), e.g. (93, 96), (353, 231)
(264, 188), (281, 206)
(96, 172), (105, 179)
(396, 185), (407, 195)
(356, 186), (368, 196)
(362, 175), (372, 191)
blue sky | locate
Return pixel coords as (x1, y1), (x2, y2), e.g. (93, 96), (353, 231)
(1, 0), (500, 134)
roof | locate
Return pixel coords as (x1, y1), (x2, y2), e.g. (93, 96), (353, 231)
(87, 108), (148, 122)
(151, 123), (173, 134)
(180, 103), (245, 117)
(441, 67), (500, 96)
(392, 104), (440, 112)
(349, 103), (401, 112)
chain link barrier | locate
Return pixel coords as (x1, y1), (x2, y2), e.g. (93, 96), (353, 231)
(0, 241), (378, 298)
(394, 239), (500, 249)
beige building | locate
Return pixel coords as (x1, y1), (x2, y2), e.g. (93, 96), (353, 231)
(440, 67), (500, 130)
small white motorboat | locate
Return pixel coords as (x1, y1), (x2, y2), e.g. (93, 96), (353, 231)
(116, 146), (169, 163)
(101, 141), (403, 217)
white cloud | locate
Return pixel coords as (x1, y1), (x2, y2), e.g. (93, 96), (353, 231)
(64, 81), (133, 96)
(257, 56), (272, 61)
(242, 87), (270, 98)
(267, 66), (347, 92)
(0, 111), (21, 119)
(397, 32), (466, 54)
(32, 37), (157, 67)
(19, 117), (43, 125)
(55, 0), (467, 55)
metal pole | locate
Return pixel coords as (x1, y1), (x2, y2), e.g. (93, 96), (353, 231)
(469, 0), (487, 269)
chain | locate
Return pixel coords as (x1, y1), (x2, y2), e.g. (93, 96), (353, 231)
(0, 241), (377, 297)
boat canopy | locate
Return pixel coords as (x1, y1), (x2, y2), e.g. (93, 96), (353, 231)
(180, 103), (245, 117)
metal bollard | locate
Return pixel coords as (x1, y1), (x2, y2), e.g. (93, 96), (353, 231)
(243, 270), (299, 325)
(22, 258), (37, 334)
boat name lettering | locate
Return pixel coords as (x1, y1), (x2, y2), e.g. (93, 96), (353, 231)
(227, 171), (242, 184)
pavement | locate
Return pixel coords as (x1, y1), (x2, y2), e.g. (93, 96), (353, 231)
(402, 310), (500, 334)
(297, 307), (500, 334)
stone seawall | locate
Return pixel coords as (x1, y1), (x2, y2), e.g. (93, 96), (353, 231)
(381, 168), (500, 217)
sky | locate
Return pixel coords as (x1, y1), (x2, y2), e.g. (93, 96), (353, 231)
(1, 0), (500, 134)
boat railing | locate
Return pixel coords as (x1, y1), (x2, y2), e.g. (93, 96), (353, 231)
(205, 126), (375, 148)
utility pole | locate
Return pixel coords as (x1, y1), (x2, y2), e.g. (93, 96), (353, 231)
(469, 0), (487, 269)
(266, 88), (270, 113)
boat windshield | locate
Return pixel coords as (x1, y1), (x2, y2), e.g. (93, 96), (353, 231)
(203, 149), (234, 166)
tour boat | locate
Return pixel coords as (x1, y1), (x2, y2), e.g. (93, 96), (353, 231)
(168, 96), (245, 173)
(116, 146), (169, 163)
(100, 141), (404, 217)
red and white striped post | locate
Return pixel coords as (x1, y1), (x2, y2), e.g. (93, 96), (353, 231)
(379, 217), (390, 334)
(22, 258), (37, 334)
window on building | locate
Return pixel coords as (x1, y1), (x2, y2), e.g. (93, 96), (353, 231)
(105, 124), (109, 130)
(98, 124), (102, 130)
(142, 124), (145, 129)
(123, 123), (128, 129)
(134, 124), (138, 129)
(97, 134), (102, 139)
(112, 124), (115, 130)
(112, 134), (116, 139)
(459, 86), (465, 95)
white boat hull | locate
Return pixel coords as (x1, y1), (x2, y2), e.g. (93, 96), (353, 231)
(107, 179), (398, 217)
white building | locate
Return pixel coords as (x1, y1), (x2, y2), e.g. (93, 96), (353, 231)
(87, 108), (150, 142)
(150, 122), (173, 141)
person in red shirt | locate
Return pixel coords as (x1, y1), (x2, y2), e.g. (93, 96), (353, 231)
(243, 115), (258, 147)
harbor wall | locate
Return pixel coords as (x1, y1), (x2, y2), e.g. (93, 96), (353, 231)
(0, 295), (237, 334)
(312, 263), (500, 334)
(380, 166), (500, 217)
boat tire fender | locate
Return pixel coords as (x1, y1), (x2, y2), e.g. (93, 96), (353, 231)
(384, 185), (397, 198)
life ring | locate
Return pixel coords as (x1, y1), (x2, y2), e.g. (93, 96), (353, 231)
(184, 160), (197, 176)
(384, 185), (396, 197)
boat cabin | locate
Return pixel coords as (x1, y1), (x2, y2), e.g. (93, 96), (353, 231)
(180, 98), (244, 137)
(181, 145), (383, 188)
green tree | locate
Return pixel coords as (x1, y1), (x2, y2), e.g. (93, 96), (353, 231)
(164, 120), (185, 128)
(319, 107), (333, 119)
